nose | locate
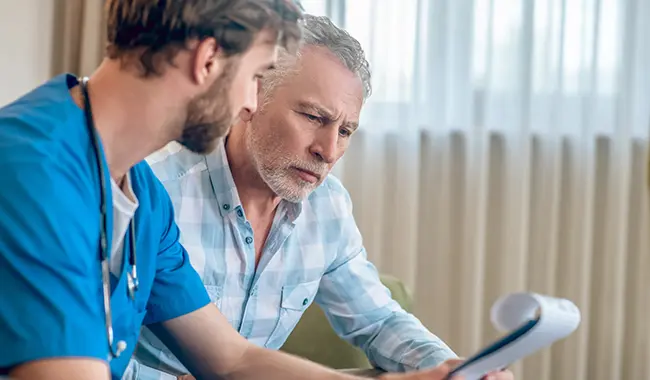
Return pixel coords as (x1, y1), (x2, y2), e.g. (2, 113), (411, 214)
(310, 127), (339, 164)
(240, 80), (258, 116)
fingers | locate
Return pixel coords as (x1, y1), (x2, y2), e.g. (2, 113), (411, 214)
(481, 369), (514, 380)
(377, 358), (515, 380)
(379, 363), (462, 380)
(414, 363), (465, 380)
(439, 358), (465, 379)
(441, 358), (513, 380)
(442, 358), (465, 369)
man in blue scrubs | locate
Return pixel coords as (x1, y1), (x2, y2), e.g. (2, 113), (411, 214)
(0, 1), (465, 380)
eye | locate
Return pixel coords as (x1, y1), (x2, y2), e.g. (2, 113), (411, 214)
(338, 128), (352, 137)
(301, 113), (320, 123)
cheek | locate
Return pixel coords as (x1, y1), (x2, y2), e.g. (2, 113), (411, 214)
(255, 110), (313, 155)
(275, 115), (310, 147)
(264, 110), (293, 136)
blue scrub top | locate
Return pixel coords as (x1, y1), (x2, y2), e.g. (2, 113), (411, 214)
(0, 74), (210, 379)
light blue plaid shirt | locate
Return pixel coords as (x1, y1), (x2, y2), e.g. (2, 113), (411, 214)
(125, 141), (456, 379)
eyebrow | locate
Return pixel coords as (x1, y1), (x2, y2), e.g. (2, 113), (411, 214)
(296, 101), (359, 131)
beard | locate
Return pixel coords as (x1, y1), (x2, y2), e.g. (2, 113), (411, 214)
(259, 158), (326, 203)
(177, 60), (236, 155)
(246, 125), (328, 203)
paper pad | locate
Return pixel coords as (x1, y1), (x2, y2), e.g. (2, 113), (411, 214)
(447, 292), (581, 380)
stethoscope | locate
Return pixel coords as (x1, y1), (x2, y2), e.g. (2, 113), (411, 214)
(79, 76), (139, 360)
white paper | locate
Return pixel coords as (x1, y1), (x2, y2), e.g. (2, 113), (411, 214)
(448, 292), (581, 380)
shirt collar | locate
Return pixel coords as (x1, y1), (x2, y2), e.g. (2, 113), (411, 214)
(204, 139), (242, 218)
(204, 138), (303, 221)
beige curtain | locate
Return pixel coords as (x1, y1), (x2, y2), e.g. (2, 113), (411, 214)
(51, 0), (105, 77)
(333, 131), (650, 380)
(302, 0), (650, 378)
(48, 2), (650, 380)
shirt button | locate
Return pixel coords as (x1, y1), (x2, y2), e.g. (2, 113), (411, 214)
(302, 298), (309, 306)
(223, 203), (230, 210)
(245, 236), (253, 244)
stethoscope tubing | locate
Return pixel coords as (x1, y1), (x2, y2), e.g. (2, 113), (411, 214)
(79, 76), (138, 360)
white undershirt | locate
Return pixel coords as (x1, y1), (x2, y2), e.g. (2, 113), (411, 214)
(110, 172), (139, 276)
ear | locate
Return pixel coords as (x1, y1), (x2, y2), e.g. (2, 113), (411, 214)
(191, 38), (221, 85)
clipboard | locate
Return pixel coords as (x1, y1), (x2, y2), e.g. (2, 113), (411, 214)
(445, 292), (581, 380)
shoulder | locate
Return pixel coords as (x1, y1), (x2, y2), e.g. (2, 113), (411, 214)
(303, 174), (354, 219)
(0, 74), (96, 201)
(146, 142), (206, 184)
(310, 174), (353, 204)
(0, 74), (87, 166)
(300, 174), (365, 269)
(131, 160), (174, 212)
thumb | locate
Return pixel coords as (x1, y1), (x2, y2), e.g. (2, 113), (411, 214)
(442, 358), (466, 370)
(378, 364), (453, 380)
(417, 364), (462, 380)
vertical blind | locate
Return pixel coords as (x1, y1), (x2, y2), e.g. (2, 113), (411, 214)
(301, 1), (650, 379)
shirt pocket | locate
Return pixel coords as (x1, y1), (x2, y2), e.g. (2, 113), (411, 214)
(266, 279), (321, 348)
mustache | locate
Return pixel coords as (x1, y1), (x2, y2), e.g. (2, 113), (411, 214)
(292, 161), (328, 177)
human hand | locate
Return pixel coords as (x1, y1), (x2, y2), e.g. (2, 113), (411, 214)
(479, 367), (514, 380)
(440, 358), (514, 380)
(377, 359), (514, 380)
(378, 359), (464, 380)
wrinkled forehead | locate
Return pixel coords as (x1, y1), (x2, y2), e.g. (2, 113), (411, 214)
(283, 46), (364, 115)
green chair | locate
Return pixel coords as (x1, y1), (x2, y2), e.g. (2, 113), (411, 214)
(280, 275), (414, 370)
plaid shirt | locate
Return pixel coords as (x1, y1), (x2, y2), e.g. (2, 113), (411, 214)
(125, 141), (456, 380)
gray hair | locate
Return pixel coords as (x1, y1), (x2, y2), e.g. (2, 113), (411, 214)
(260, 14), (372, 105)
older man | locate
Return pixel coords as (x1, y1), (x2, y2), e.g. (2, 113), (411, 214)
(133, 14), (513, 380)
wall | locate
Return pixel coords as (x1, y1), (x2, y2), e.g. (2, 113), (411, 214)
(0, 0), (56, 106)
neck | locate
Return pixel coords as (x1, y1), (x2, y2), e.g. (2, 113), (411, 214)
(226, 122), (281, 217)
(72, 59), (185, 182)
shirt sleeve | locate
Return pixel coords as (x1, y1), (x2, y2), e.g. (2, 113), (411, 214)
(0, 158), (107, 369)
(142, 177), (210, 325)
(124, 358), (177, 380)
(314, 191), (458, 372)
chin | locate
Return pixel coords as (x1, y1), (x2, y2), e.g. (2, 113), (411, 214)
(178, 119), (231, 155)
(275, 186), (308, 203)
(178, 137), (221, 155)
(290, 188), (317, 203)
(281, 194), (307, 203)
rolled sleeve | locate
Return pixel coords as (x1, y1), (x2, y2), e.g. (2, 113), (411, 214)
(317, 250), (457, 372)
(315, 189), (457, 372)
(143, 180), (209, 325)
(0, 159), (107, 369)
